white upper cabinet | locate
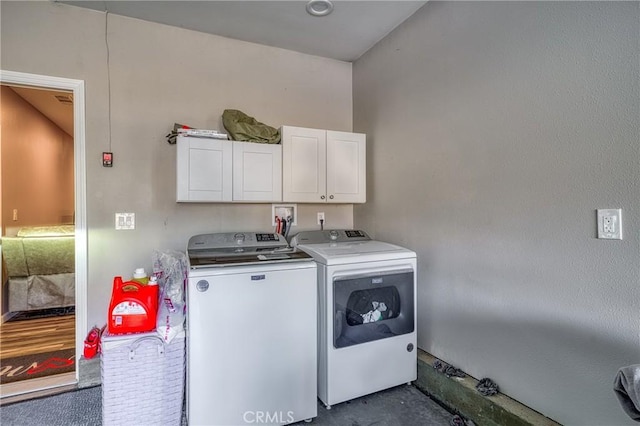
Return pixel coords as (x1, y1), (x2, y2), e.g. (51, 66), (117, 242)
(177, 136), (282, 203)
(177, 136), (232, 202)
(326, 130), (366, 203)
(232, 141), (282, 202)
(282, 127), (326, 203)
(282, 126), (366, 203)
(177, 127), (365, 204)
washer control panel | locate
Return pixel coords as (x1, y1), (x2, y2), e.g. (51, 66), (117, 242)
(188, 232), (286, 252)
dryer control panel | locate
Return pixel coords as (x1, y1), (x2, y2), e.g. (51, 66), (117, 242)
(291, 229), (371, 245)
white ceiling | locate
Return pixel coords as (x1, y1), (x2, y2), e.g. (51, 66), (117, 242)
(58, 1), (428, 62)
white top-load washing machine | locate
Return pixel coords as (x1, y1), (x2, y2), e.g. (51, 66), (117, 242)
(290, 229), (417, 409)
(187, 232), (317, 425)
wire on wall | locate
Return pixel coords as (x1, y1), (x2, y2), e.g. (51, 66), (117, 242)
(104, 10), (112, 153)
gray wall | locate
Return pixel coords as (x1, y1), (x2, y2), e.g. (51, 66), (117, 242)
(1, 2), (354, 333)
(354, 2), (639, 425)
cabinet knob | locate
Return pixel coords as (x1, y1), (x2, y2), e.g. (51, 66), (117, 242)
(321, 195), (325, 200)
(329, 195), (334, 200)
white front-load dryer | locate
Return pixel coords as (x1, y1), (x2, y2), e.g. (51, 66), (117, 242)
(291, 230), (417, 409)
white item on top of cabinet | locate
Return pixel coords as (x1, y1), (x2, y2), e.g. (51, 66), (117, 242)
(281, 126), (366, 204)
(177, 135), (232, 202)
(232, 141), (282, 202)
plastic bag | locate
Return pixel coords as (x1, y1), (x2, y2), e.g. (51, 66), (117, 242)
(152, 250), (188, 343)
(165, 123), (191, 144)
(222, 109), (281, 144)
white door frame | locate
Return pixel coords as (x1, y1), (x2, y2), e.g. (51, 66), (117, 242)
(0, 70), (87, 381)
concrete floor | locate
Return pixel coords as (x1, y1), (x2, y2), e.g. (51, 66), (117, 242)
(0, 384), (454, 425)
(295, 385), (454, 426)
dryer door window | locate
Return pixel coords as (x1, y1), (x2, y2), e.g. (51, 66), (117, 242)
(333, 269), (414, 349)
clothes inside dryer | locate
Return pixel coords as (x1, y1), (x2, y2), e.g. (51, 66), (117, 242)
(345, 286), (400, 325)
(333, 269), (414, 348)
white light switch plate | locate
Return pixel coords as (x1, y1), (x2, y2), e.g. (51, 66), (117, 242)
(115, 213), (135, 230)
(597, 209), (622, 239)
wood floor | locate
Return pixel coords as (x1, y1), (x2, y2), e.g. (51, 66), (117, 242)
(0, 314), (75, 359)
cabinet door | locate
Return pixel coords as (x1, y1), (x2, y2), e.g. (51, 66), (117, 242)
(282, 126), (327, 203)
(326, 131), (366, 203)
(233, 142), (282, 202)
(176, 136), (232, 202)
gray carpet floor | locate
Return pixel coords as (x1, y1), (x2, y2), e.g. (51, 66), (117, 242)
(0, 384), (454, 425)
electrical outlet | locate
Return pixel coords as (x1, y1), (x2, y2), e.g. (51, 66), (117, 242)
(597, 209), (622, 239)
(12, 209), (18, 221)
(317, 212), (325, 225)
(603, 217), (615, 233)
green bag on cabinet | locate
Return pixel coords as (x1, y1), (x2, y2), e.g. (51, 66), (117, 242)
(222, 109), (281, 144)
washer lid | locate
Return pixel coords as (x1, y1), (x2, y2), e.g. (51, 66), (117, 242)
(187, 232), (310, 268)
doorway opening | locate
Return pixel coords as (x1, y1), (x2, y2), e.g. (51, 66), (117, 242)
(0, 71), (86, 400)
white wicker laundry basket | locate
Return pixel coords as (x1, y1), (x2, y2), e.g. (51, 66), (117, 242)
(101, 331), (185, 426)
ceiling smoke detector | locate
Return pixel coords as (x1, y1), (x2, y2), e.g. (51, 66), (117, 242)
(306, 0), (334, 17)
